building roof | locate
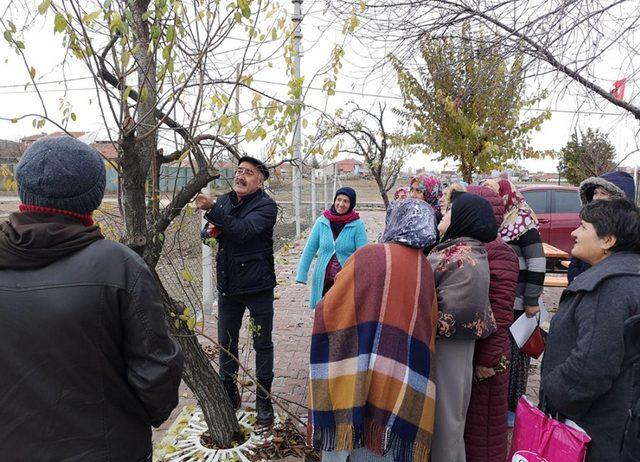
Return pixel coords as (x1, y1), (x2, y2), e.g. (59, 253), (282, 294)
(337, 158), (364, 165)
(19, 131), (119, 161)
(0, 139), (23, 162)
(92, 141), (119, 160)
(21, 131), (86, 142)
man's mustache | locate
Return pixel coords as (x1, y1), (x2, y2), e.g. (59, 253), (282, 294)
(235, 178), (247, 186)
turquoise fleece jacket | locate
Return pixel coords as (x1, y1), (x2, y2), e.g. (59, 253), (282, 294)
(295, 216), (368, 309)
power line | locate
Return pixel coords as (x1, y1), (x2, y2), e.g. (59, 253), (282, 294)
(0, 76), (93, 89)
(0, 87), (96, 95)
(0, 76), (630, 117)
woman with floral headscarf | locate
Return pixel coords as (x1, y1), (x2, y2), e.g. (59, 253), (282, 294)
(393, 186), (410, 201)
(497, 179), (546, 427)
(410, 175), (444, 223)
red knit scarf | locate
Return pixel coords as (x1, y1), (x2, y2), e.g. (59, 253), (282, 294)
(322, 208), (360, 224)
(19, 204), (95, 227)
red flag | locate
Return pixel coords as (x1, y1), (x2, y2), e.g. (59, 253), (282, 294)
(610, 78), (627, 99)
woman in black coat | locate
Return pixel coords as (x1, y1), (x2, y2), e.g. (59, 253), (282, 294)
(541, 198), (640, 462)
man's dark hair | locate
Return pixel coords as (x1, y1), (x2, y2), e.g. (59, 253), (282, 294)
(580, 198), (640, 252)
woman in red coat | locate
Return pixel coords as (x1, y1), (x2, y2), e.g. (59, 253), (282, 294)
(464, 185), (519, 462)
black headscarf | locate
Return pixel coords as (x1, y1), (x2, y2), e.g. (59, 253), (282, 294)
(442, 192), (498, 243)
(327, 187), (358, 236)
(330, 187), (357, 215)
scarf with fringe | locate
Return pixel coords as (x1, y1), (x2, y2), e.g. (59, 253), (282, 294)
(308, 242), (438, 462)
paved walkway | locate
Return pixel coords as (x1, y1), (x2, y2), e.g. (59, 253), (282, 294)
(154, 210), (559, 445)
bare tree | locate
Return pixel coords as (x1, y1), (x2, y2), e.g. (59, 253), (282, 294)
(324, 102), (409, 208)
(328, 0), (640, 120)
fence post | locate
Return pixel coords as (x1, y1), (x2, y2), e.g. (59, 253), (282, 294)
(311, 168), (317, 220)
(202, 184), (215, 315)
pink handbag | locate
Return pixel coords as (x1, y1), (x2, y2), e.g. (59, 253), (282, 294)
(508, 397), (591, 462)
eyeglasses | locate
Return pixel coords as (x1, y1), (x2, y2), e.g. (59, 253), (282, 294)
(235, 167), (256, 177)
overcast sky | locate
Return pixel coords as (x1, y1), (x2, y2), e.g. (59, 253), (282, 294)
(1, 1), (638, 173)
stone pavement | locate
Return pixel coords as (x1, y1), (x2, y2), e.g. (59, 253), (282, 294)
(154, 209), (561, 444)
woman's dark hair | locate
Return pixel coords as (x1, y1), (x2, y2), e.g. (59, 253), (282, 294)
(580, 198), (640, 252)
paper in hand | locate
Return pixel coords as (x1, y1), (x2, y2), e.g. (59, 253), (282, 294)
(509, 300), (550, 348)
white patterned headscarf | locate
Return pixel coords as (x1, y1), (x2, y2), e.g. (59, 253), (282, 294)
(382, 199), (438, 249)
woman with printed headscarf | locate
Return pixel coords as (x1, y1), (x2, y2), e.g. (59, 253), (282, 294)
(409, 174), (444, 223)
(296, 187), (368, 309)
(309, 199), (439, 462)
(427, 193), (497, 462)
(497, 179), (546, 427)
(393, 186), (410, 201)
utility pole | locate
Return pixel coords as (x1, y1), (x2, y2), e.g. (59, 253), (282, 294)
(201, 66), (241, 315)
(311, 166), (317, 220)
(292, 0), (303, 236)
(634, 154), (639, 205)
(235, 63), (241, 149)
(323, 165), (329, 210)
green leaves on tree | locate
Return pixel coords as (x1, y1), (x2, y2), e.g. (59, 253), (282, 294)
(38, 0), (51, 15)
(558, 128), (616, 185)
(391, 26), (550, 182)
(54, 12), (66, 33)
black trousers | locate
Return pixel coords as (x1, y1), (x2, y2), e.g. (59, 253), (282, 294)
(217, 289), (274, 383)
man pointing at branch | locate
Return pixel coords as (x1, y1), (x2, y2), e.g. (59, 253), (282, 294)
(195, 156), (277, 426)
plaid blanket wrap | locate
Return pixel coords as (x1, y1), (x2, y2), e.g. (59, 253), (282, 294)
(308, 243), (438, 462)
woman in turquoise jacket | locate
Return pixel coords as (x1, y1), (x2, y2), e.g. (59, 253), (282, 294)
(296, 187), (368, 309)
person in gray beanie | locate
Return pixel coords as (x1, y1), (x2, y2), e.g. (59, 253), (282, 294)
(0, 136), (183, 461)
(15, 135), (107, 216)
(568, 170), (637, 283)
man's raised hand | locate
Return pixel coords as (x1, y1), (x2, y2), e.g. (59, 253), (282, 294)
(195, 194), (214, 210)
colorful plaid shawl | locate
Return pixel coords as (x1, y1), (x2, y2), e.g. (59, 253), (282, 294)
(308, 242), (438, 462)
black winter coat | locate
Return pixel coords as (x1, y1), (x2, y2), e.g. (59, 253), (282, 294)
(0, 236), (183, 462)
(204, 188), (277, 296)
(541, 252), (640, 462)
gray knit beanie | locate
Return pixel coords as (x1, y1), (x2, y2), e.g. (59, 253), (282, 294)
(16, 136), (106, 214)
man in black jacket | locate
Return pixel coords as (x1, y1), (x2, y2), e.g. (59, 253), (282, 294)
(0, 136), (183, 462)
(196, 156), (277, 425)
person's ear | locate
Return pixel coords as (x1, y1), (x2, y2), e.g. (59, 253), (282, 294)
(601, 234), (617, 252)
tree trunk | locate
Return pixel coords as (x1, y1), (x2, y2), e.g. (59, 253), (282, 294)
(376, 178), (389, 210)
(128, 0), (157, 248)
(156, 278), (241, 445)
(120, 135), (149, 250)
(460, 156), (474, 184)
(373, 173), (390, 209)
(116, 0), (241, 447)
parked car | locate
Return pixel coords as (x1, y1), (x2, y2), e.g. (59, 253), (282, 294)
(520, 185), (581, 255)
